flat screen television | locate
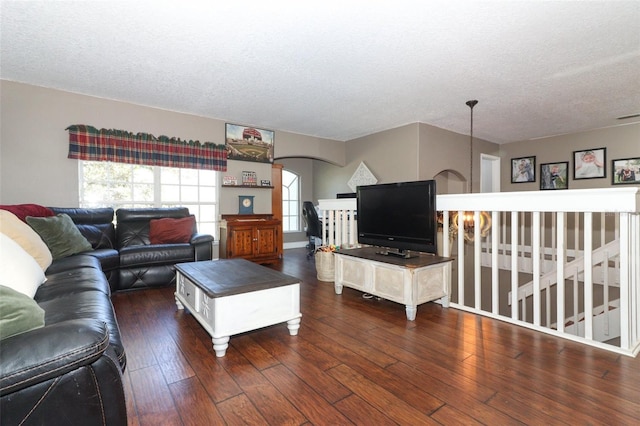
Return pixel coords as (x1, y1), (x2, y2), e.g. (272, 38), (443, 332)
(357, 180), (437, 258)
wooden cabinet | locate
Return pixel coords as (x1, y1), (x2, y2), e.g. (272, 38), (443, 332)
(219, 214), (281, 264)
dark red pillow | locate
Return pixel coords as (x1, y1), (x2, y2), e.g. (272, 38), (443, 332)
(149, 215), (195, 244)
(0, 204), (54, 222)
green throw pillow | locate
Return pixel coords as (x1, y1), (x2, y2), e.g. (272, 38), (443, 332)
(0, 285), (45, 339)
(26, 213), (93, 260)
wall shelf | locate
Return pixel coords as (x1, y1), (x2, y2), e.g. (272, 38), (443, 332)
(222, 184), (274, 189)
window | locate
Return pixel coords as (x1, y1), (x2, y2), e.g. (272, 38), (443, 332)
(79, 161), (219, 237)
(282, 169), (300, 232)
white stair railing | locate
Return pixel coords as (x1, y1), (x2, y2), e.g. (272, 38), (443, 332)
(438, 188), (640, 356)
(319, 188), (640, 356)
(317, 198), (358, 248)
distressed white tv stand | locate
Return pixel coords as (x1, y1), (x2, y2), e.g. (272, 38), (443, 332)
(333, 247), (452, 320)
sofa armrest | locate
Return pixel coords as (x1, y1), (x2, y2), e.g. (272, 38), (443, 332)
(0, 319), (109, 396)
(190, 233), (214, 261)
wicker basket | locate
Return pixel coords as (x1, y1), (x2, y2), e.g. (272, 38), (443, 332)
(314, 251), (335, 282)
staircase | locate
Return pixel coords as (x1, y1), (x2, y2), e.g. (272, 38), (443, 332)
(499, 239), (621, 343)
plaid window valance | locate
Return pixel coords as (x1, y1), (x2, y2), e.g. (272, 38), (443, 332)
(66, 125), (227, 171)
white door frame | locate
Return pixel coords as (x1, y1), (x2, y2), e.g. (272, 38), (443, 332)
(480, 154), (501, 193)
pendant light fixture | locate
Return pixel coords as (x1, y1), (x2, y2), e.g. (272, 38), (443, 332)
(466, 99), (478, 194)
(452, 99), (491, 243)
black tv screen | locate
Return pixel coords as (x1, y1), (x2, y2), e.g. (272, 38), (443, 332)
(357, 180), (437, 257)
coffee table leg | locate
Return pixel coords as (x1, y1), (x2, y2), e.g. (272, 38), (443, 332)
(287, 317), (301, 335)
(212, 336), (230, 357)
(175, 293), (184, 310)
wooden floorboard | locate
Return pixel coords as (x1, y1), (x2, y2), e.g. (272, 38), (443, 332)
(112, 248), (640, 425)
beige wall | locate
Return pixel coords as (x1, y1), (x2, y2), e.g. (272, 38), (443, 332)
(0, 80), (344, 206)
(2, 80), (637, 222)
(347, 124), (420, 183)
(418, 123), (499, 193)
(1, 81), (227, 205)
(314, 124), (421, 200)
(314, 122), (501, 199)
(277, 157), (314, 243)
(219, 160), (273, 215)
(275, 131), (345, 166)
(500, 123), (640, 191)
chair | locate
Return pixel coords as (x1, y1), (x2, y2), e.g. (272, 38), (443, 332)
(302, 201), (322, 258)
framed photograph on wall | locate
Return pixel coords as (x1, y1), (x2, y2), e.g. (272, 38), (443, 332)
(511, 156), (536, 183)
(540, 162), (569, 190)
(225, 123), (274, 163)
(612, 157), (640, 185)
(573, 147), (606, 179)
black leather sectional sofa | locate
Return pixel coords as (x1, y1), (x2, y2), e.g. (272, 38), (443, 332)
(50, 206), (214, 292)
(0, 206), (214, 425)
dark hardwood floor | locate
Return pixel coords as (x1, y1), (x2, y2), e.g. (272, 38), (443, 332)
(112, 248), (640, 425)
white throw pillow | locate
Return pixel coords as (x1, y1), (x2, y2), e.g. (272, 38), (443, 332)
(0, 209), (53, 270)
(0, 233), (46, 298)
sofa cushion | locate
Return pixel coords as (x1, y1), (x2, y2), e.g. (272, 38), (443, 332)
(37, 291), (126, 370)
(0, 233), (47, 298)
(119, 243), (195, 268)
(0, 285), (45, 339)
(45, 253), (103, 275)
(49, 207), (116, 249)
(0, 203), (54, 222)
(0, 209), (53, 270)
(37, 267), (112, 299)
(149, 215), (195, 244)
(76, 223), (116, 249)
(116, 207), (190, 248)
(26, 214), (93, 260)
(84, 248), (120, 272)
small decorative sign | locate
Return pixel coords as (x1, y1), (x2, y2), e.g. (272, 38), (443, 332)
(223, 175), (238, 185)
(260, 179), (271, 186)
(242, 171), (257, 186)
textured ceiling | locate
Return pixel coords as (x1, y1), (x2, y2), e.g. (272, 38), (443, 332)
(1, 1), (639, 144)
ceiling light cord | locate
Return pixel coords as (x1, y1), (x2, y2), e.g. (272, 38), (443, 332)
(466, 100), (478, 193)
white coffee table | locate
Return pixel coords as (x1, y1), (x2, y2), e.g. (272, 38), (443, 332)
(175, 259), (301, 357)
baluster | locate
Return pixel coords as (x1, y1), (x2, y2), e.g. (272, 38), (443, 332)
(545, 278), (551, 327)
(474, 210), (481, 310)
(511, 211), (519, 320)
(533, 211), (541, 326)
(573, 272), (579, 336)
(457, 210), (465, 306)
(556, 212), (566, 333)
(584, 212), (593, 340)
(603, 250), (610, 337)
(619, 212), (631, 348)
(491, 210), (499, 314)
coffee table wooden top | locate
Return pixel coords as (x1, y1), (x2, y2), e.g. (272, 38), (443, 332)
(175, 259), (300, 298)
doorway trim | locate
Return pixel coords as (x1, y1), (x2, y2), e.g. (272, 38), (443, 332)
(480, 154), (501, 193)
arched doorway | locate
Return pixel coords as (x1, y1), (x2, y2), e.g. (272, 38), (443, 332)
(433, 169), (467, 194)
